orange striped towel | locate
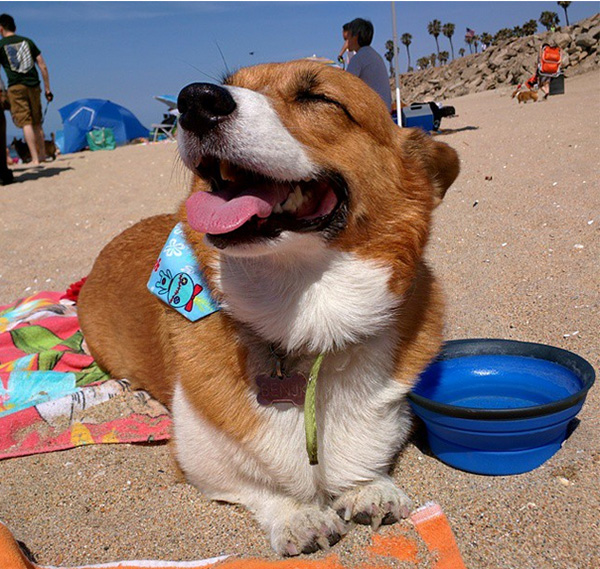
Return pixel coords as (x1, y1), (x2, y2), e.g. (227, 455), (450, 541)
(1, 501), (465, 569)
(410, 502), (467, 569)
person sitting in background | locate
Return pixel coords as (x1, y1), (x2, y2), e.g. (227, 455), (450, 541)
(344, 18), (392, 111)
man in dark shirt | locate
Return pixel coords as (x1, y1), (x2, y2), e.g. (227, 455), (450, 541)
(0, 13), (53, 166)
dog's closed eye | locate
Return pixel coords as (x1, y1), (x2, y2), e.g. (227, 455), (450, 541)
(295, 90), (357, 124)
(297, 91), (338, 105)
(294, 71), (350, 111)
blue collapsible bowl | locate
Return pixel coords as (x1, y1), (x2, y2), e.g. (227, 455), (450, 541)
(408, 339), (596, 475)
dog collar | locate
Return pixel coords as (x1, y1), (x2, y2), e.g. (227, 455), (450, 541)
(147, 223), (220, 321)
(305, 352), (325, 466)
(256, 348), (324, 466)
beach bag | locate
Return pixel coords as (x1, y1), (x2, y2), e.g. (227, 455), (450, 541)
(539, 45), (562, 76)
(86, 127), (116, 151)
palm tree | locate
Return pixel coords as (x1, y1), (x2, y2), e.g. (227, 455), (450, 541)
(384, 40), (395, 77)
(464, 34), (473, 54)
(494, 28), (514, 43)
(523, 19), (538, 35)
(480, 32), (493, 48)
(473, 34), (480, 54)
(558, 1), (571, 26)
(401, 33), (412, 72)
(513, 26), (525, 38)
(417, 56), (430, 70)
(442, 23), (456, 60)
(539, 11), (560, 31)
(459, 47), (465, 57)
(429, 53), (437, 67)
(427, 19), (442, 58)
(438, 51), (449, 65)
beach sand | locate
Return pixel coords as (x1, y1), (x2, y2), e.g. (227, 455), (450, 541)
(1, 70), (598, 569)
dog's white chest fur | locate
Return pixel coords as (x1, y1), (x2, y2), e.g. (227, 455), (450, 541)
(172, 239), (410, 505)
(172, 330), (411, 505)
(214, 236), (401, 354)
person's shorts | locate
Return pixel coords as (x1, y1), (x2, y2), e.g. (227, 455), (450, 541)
(7, 84), (43, 128)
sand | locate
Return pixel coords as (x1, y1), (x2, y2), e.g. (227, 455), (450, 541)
(0, 70), (598, 569)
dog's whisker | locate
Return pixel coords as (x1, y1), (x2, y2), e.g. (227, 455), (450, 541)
(169, 151), (191, 193)
(214, 41), (230, 77)
(178, 59), (223, 83)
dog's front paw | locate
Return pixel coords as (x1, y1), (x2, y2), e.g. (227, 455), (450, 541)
(333, 478), (412, 530)
(269, 504), (348, 556)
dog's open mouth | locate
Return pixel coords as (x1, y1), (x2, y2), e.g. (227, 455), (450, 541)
(186, 158), (348, 249)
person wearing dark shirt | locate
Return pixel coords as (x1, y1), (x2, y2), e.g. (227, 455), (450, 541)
(0, 13), (53, 166)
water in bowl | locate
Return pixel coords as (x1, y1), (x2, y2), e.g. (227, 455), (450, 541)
(414, 355), (583, 410)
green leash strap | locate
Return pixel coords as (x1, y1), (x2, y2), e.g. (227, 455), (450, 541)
(305, 352), (325, 466)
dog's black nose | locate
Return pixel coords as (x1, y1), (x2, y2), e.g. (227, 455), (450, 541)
(177, 83), (236, 136)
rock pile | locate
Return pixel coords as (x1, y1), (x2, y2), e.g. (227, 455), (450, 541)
(396, 13), (600, 103)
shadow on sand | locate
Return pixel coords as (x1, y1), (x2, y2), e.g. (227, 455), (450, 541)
(433, 125), (480, 135)
(12, 165), (75, 183)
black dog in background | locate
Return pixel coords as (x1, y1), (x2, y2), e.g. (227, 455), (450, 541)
(11, 133), (57, 164)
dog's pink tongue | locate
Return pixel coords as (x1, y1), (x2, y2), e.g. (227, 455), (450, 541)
(186, 186), (287, 235)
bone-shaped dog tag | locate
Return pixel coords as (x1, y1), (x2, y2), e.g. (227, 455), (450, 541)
(256, 372), (307, 406)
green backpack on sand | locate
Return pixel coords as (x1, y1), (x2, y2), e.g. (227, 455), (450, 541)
(86, 127), (116, 151)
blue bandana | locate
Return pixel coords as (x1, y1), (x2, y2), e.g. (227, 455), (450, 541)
(147, 223), (220, 321)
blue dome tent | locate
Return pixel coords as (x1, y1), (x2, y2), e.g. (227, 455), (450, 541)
(58, 98), (149, 154)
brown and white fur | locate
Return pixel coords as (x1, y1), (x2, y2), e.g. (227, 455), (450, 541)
(78, 61), (459, 556)
(11, 132), (57, 163)
(511, 87), (538, 104)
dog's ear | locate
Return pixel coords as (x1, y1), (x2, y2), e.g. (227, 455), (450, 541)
(402, 129), (460, 207)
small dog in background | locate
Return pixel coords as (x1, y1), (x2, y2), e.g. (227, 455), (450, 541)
(11, 132), (57, 163)
(511, 87), (538, 104)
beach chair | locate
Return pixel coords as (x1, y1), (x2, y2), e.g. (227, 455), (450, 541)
(151, 121), (177, 142)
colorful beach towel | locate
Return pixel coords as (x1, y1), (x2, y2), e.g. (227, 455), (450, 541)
(0, 502), (465, 568)
(0, 291), (172, 460)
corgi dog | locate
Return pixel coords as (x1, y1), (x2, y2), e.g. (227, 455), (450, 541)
(78, 60), (459, 556)
(511, 87), (538, 104)
(11, 132), (57, 163)
(517, 90), (538, 103)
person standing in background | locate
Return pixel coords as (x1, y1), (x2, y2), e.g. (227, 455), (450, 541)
(0, 13), (53, 167)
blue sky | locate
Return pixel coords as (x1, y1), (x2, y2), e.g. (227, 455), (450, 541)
(1, 1), (598, 140)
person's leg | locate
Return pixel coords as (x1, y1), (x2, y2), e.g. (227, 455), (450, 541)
(22, 123), (40, 165)
(33, 124), (46, 162)
(29, 88), (46, 162)
(540, 78), (550, 99)
(7, 85), (39, 165)
(0, 110), (14, 184)
(20, 87), (46, 165)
